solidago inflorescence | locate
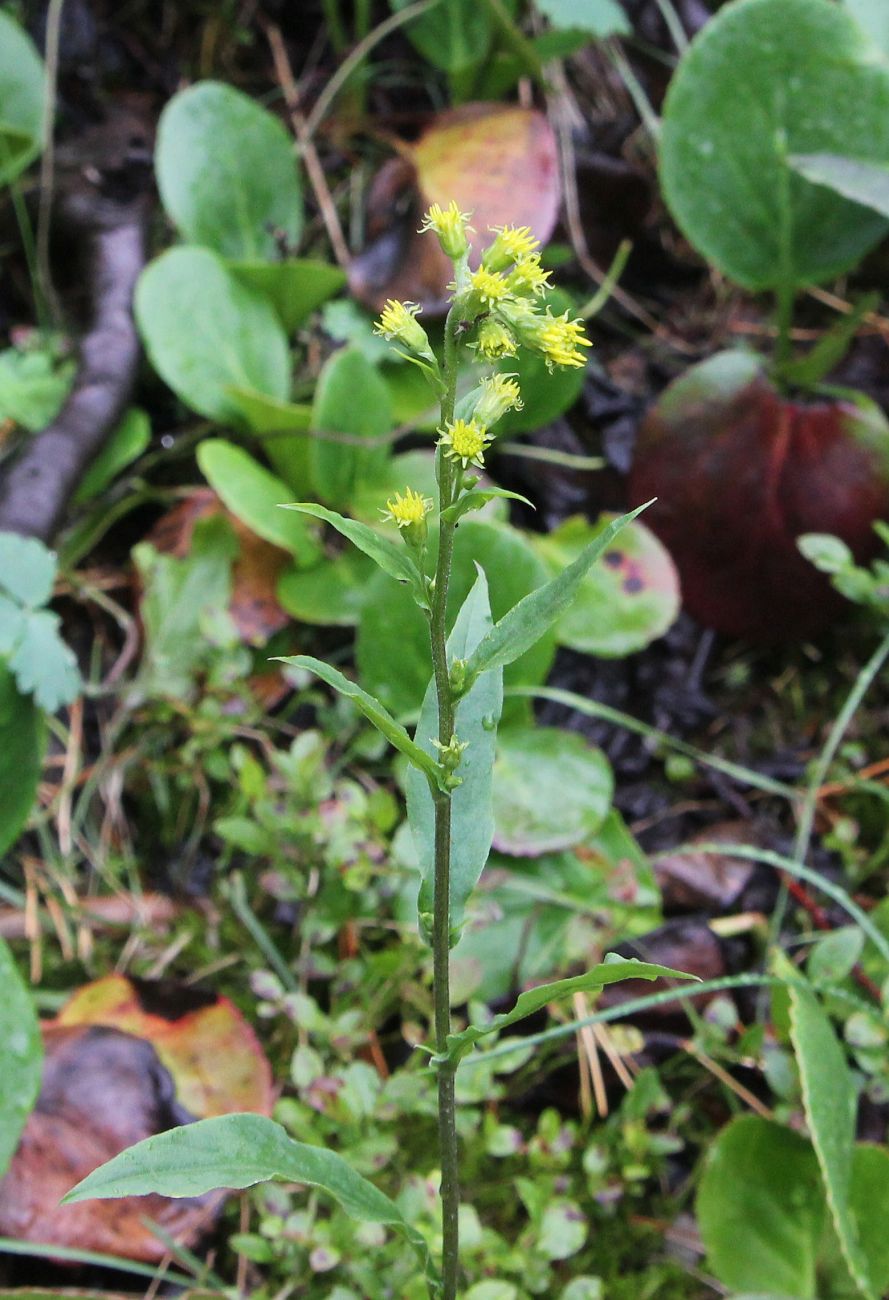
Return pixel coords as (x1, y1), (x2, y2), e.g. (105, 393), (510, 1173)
(374, 204), (591, 548)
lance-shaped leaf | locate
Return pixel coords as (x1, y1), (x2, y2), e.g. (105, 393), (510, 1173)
(445, 957), (697, 1065)
(787, 972), (875, 1300)
(461, 504), (650, 688)
(0, 935), (42, 1178)
(281, 502), (428, 608)
(440, 488), (533, 525)
(406, 572), (503, 945)
(61, 1113), (437, 1287)
(278, 656), (445, 790)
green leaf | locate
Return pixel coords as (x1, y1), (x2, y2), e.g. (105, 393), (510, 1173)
(0, 663), (43, 855)
(844, 0), (889, 55)
(697, 1114), (828, 1297)
(0, 344), (73, 432)
(277, 550), (376, 627)
(440, 487), (533, 524)
(281, 502), (426, 605)
(0, 11), (45, 185)
(788, 154), (889, 220)
(697, 1114), (889, 1300)
(462, 505), (648, 687)
(0, 934), (41, 1178)
(223, 389), (314, 497)
(492, 724), (612, 856)
(787, 978), (874, 1299)
(196, 440), (320, 564)
(230, 259), (346, 332)
(406, 572), (503, 943)
(60, 1113), (437, 1285)
(357, 519), (554, 722)
(779, 290), (880, 388)
(0, 533), (56, 607)
(390, 0), (493, 73)
(660, 0), (889, 293)
(535, 0), (630, 39)
(445, 957), (695, 1063)
(533, 513), (679, 657)
(310, 348), (393, 509)
(156, 82), (302, 260)
(133, 516), (237, 700)
(279, 656), (446, 790)
(8, 610), (80, 713)
(135, 247), (290, 426)
(73, 408), (151, 503)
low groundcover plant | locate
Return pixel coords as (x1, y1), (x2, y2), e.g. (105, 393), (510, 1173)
(61, 203), (694, 1298)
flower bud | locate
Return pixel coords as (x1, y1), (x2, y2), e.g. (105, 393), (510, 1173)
(419, 201), (471, 260)
(374, 300), (436, 364)
(473, 374), (523, 427)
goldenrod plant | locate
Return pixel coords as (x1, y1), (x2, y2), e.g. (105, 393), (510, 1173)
(61, 206), (693, 1298)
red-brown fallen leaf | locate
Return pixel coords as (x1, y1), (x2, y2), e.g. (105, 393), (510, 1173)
(0, 1024), (223, 1261)
(349, 104), (560, 313)
(628, 351), (889, 640)
(55, 974), (273, 1118)
(654, 823), (761, 914)
(147, 489), (290, 645)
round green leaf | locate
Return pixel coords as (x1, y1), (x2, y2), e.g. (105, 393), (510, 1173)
(229, 259), (345, 332)
(310, 348), (393, 509)
(156, 82), (302, 259)
(356, 519), (554, 720)
(196, 439), (320, 562)
(660, 0), (889, 291)
(135, 247), (290, 426)
(277, 550), (376, 626)
(492, 725), (612, 856)
(535, 514), (680, 657)
(0, 11), (45, 186)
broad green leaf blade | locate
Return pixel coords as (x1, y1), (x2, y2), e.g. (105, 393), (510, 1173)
(0, 532), (56, 607)
(445, 957), (697, 1063)
(0, 344), (74, 432)
(0, 664), (43, 855)
(390, 0), (492, 72)
(536, 0), (630, 38)
(0, 11), (46, 186)
(660, 0), (889, 292)
(277, 550), (375, 627)
(788, 153), (889, 220)
(406, 572), (503, 943)
(8, 610), (81, 712)
(463, 505), (649, 685)
(223, 388), (313, 497)
(281, 502), (427, 605)
(279, 656), (445, 789)
(135, 248), (290, 427)
(440, 487), (533, 525)
(0, 934), (42, 1177)
(697, 1115), (825, 1297)
(844, 0), (889, 54)
(61, 1113), (436, 1285)
(788, 978), (874, 1300)
(156, 82), (302, 260)
(196, 440), (320, 564)
(310, 348), (393, 509)
(492, 724), (612, 856)
(229, 259), (346, 332)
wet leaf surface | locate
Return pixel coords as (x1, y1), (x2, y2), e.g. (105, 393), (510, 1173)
(349, 105), (559, 312)
(629, 351), (889, 640)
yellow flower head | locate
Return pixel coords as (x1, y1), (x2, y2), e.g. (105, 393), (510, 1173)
(439, 417), (491, 469)
(474, 319), (517, 360)
(382, 486), (434, 529)
(536, 310), (592, 370)
(374, 300), (435, 362)
(506, 253), (551, 297)
(468, 266), (511, 307)
(483, 224), (540, 273)
(474, 373), (523, 427)
(419, 201), (472, 259)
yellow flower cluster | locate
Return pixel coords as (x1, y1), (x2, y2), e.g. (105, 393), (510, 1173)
(382, 487), (434, 529)
(439, 417), (491, 469)
(419, 201), (471, 259)
(483, 224), (539, 271)
(534, 311), (593, 369)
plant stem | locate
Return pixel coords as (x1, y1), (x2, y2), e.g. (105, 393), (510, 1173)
(430, 307), (462, 1299)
